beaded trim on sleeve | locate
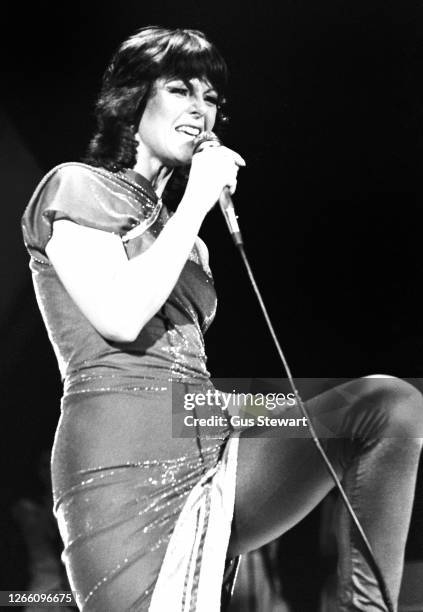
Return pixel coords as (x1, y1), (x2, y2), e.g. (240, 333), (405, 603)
(30, 162), (162, 246)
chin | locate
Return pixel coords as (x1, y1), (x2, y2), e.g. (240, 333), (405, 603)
(167, 152), (193, 167)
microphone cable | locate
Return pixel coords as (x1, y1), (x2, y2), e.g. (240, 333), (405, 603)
(192, 130), (394, 609)
(232, 239), (394, 612)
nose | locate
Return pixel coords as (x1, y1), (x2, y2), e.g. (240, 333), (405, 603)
(190, 92), (207, 116)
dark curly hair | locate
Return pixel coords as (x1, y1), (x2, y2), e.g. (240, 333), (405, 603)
(84, 26), (228, 173)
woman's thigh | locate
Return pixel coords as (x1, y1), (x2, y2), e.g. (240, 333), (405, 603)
(52, 385), (229, 610)
(227, 375), (423, 556)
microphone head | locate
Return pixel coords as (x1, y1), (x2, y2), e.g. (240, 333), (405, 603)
(192, 131), (221, 154)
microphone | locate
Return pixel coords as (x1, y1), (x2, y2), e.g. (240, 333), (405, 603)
(192, 131), (244, 247)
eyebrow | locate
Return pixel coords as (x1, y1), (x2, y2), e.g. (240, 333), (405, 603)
(166, 78), (217, 94)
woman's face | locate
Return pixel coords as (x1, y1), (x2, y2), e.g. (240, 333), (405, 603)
(136, 76), (219, 167)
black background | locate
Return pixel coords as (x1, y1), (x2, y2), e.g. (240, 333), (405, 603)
(1, 0), (423, 597)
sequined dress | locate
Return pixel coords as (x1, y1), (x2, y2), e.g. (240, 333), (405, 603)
(21, 163), (239, 611)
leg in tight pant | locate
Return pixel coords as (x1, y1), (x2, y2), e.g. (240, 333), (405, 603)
(227, 376), (423, 611)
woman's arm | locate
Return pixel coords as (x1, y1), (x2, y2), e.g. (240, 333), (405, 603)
(45, 145), (245, 342)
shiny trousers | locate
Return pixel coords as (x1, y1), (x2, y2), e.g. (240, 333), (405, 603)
(227, 376), (423, 611)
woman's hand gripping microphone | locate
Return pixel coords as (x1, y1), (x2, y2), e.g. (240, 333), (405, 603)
(183, 131), (246, 219)
(191, 131), (245, 245)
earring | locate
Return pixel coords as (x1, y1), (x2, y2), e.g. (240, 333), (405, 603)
(130, 124), (138, 138)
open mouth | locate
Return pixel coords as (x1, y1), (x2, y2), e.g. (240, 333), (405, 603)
(175, 125), (202, 137)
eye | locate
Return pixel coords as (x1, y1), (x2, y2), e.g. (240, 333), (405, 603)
(205, 93), (219, 106)
(167, 85), (189, 96)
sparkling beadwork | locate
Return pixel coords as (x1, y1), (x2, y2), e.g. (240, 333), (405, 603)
(55, 438), (228, 609)
(24, 161), (229, 610)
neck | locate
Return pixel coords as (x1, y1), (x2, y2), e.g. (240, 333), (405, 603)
(134, 163), (173, 198)
(132, 155), (174, 198)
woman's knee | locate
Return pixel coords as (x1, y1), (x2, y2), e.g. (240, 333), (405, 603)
(359, 375), (423, 439)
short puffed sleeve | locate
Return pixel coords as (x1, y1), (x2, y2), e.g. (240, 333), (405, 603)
(21, 163), (160, 264)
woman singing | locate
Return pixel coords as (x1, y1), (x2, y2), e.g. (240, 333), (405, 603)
(22, 26), (423, 611)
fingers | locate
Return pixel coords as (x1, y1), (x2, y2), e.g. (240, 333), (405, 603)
(226, 164), (239, 195)
(227, 179), (238, 196)
(233, 152), (246, 167)
(219, 149), (241, 195)
(225, 149), (246, 168)
(219, 146), (246, 168)
(196, 144), (246, 168)
(186, 143), (245, 213)
(213, 147), (244, 194)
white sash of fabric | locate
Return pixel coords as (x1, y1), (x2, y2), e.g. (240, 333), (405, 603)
(149, 436), (239, 612)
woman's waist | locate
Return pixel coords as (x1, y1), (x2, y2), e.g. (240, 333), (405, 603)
(63, 359), (212, 396)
